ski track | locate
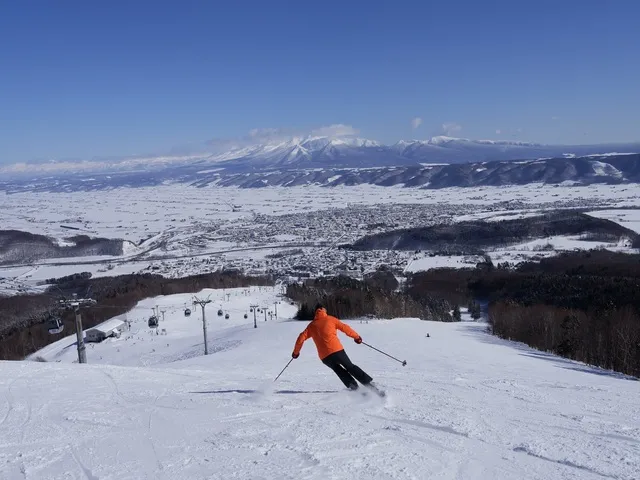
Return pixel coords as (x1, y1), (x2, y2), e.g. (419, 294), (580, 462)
(147, 391), (168, 479)
(71, 447), (100, 480)
(1, 287), (639, 479)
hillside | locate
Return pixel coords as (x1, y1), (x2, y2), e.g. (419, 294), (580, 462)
(0, 287), (637, 479)
(2, 153), (640, 194)
(0, 230), (123, 265)
(347, 211), (640, 252)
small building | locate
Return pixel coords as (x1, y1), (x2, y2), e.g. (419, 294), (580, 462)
(85, 318), (125, 343)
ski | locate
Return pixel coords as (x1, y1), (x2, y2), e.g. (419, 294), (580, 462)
(366, 383), (386, 397)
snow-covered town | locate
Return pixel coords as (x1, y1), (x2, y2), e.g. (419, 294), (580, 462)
(2, 183), (640, 295)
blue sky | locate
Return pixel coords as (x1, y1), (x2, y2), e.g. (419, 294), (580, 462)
(1, 0), (639, 163)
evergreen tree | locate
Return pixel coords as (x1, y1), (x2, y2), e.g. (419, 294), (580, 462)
(468, 301), (482, 320)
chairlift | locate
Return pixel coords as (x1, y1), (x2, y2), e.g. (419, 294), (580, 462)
(47, 316), (64, 335)
(184, 308), (191, 317)
(148, 316), (159, 328)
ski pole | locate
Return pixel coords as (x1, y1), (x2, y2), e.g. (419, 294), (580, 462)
(362, 342), (407, 366)
(274, 358), (294, 382)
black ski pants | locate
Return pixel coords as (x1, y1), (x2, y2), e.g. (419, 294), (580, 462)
(322, 349), (372, 389)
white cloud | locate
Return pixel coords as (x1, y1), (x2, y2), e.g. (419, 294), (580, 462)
(207, 127), (295, 150)
(207, 124), (360, 151)
(441, 122), (462, 136)
(0, 154), (207, 175)
(411, 117), (423, 130)
(310, 124), (359, 137)
(248, 127), (287, 138)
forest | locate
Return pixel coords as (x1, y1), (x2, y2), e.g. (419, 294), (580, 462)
(286, 273), (452, 322)
(407, 250), (640, 377)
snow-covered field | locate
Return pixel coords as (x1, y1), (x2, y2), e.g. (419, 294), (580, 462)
(1, 183), (639, 295)
(405, 255), (483, 273)
(586, 209), (640, 234)
(1, 183), (637, 242)
(1, 287), (639, 480)
(403, 233), (637, 273)
(487, 234), (636, 265)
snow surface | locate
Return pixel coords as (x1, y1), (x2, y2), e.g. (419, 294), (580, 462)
(402, 234), (637, 273)
(2, 286), (639, 479)
(487, 235), (637, 265)
(404, 255), (482, 273)
(586, 209), (640, 234)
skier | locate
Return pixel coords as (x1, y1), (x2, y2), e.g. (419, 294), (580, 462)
(291, 304), (381, 394)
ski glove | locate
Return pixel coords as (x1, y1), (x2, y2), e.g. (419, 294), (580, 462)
(292, 352), (299, 359)
(354, 336), (363, 344)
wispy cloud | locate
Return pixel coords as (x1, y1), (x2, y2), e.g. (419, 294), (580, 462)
(411, 117), (423, 130)
(0, 154), (207, 174)
(441, 122), (462, 136)
(207, 124), (360, 151)
(496, 129), (502, 135)
(310, 124), (359, 137)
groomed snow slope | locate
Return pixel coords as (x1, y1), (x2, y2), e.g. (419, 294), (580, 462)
(2, 292), (639, 479)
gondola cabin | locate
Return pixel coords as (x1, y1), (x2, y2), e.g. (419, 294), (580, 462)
(148, 315), (159, 328)
(47, 317), (64, 335)
(184, 308), (191, 317)
(224, 313), (230, 319)
(217, 309), (223, 316)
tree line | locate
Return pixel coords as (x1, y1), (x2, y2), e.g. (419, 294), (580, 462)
(407, 250), (640, 377)
(286, 274), (453, 322)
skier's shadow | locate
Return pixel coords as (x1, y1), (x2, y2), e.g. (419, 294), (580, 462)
(191, 389), (339, 394)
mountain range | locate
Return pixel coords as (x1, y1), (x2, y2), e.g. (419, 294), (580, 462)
(1, 136), (639, 192)
(135, 135), (640, 172)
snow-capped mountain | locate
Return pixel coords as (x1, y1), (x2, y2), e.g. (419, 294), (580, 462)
(200, 136), (394, 170)
(207, 135), (640, 172)
(4, 135), (639, 178)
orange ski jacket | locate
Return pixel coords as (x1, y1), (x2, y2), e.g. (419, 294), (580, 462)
(293, 308), (360, 360)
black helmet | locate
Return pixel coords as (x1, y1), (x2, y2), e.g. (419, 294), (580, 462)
(314, 302), (324, 312)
